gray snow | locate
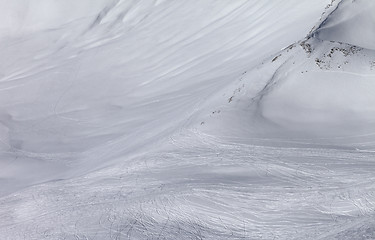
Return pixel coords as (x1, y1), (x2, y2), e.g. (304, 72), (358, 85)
(0, 0), (374, 239)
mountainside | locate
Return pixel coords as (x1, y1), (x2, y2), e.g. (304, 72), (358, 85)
(314, 0), (375, 50)
(0, 0), (374, 239)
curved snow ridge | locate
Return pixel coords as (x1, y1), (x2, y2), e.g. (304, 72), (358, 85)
(257, 38), (375, 138)
(314, 0), (375, 50)
(201, 34), (375, 143)
(3, 1), (375, 240)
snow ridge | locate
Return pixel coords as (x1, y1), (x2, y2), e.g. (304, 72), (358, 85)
(1, 1), (375, 240)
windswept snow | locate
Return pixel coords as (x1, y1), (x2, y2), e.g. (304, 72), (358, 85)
(259, 39), (375, 136)
(0, 0), (116, 36)
(1, 0), (375, 239)
(314, 0), (375, 50)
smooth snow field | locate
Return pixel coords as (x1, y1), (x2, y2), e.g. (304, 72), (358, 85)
(1, 0), (375, 239)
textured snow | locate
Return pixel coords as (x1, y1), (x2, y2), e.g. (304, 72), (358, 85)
(314, 0), (375, 50)
(260, 39), (375, 135)
(0, 0), (375, 239)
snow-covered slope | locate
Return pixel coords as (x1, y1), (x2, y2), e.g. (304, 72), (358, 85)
(0, 0), (114, 36)
(200, 0), (375, 142)
(314, 0), (375, 50)
(0, 0), (328, 196)
(260, 39), (375, 135)
(1, 0), (375, 239)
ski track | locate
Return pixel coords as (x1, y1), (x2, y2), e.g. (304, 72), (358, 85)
(1, 129), (375, 239)
(1, 0), (375, 239)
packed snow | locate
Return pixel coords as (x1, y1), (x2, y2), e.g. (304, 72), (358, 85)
(0, 0), (374, 239)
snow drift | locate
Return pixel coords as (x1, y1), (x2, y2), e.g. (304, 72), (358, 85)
(314, 0), (375, 50)
(1, 0), (375, 239)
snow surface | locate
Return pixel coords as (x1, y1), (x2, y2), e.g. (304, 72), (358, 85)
(0, 0), (375, 239)
(314, 0), (375, 50)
